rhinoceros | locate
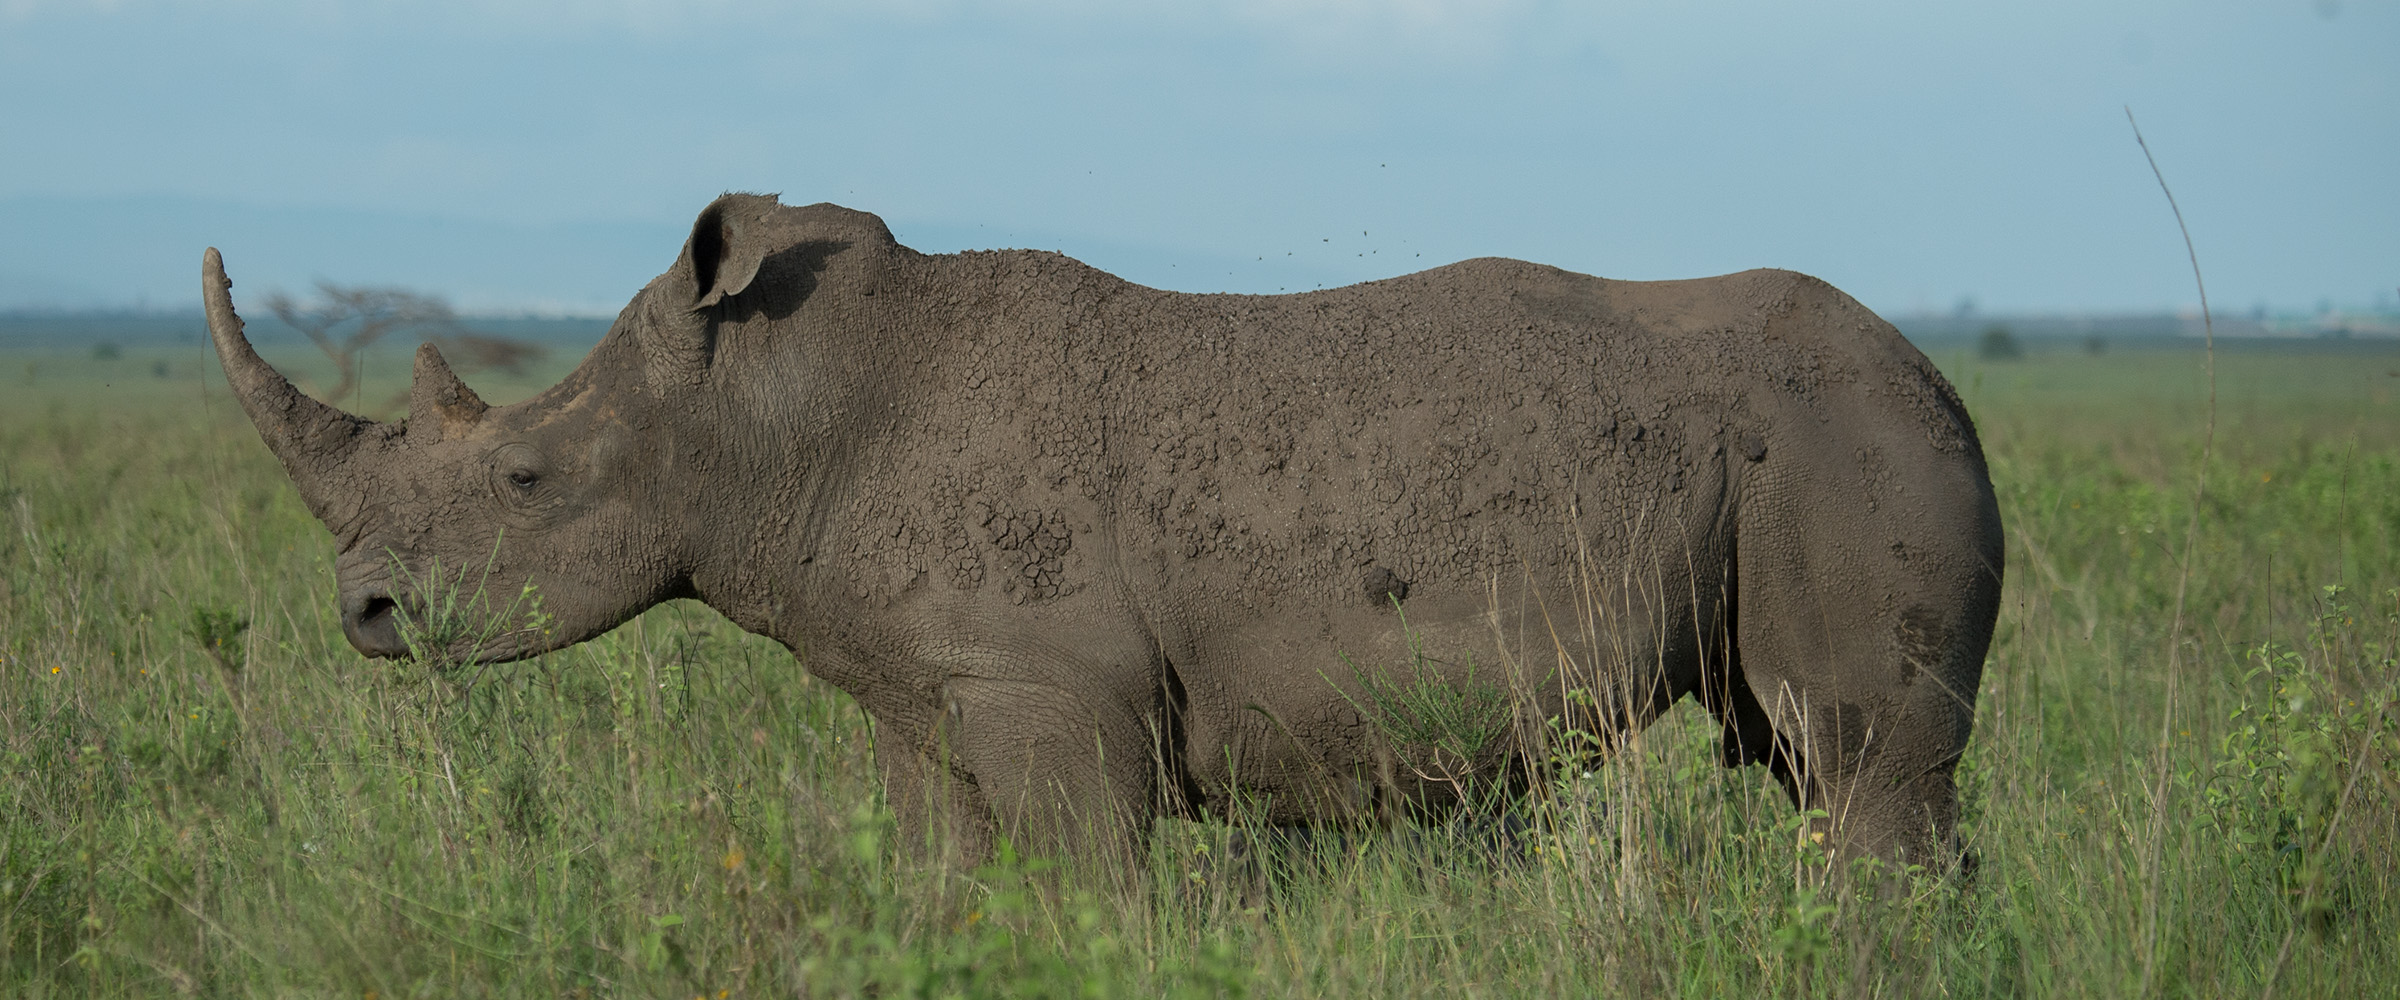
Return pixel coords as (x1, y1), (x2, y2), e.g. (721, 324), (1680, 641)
(204, 193), (2002, 869)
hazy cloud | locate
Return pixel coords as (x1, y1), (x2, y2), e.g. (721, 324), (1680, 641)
(3, 0), (1540, 57)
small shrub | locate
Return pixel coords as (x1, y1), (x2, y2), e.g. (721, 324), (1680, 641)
(1978, 324), (2024, 360)
(186, 604), (248, 676)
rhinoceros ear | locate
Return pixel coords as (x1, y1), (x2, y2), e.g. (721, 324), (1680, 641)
(685, 192), (779, 310)
(644, 193), (780, 391)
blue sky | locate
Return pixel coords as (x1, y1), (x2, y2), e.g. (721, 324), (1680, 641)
(1, 0), (2392, 317)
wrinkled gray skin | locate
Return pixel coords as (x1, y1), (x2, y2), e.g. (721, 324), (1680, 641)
(206, 194), (2002, 869)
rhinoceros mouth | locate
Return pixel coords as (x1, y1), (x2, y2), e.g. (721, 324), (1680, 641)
(340, 587), (550, 666)
(343, 592), (549, 661)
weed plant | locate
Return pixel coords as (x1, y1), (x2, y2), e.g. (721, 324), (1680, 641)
(1331, 604), (1512, 795)
(2, 343), (2396, 997)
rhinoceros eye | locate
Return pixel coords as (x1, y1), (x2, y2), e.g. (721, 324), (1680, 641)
(487, 443), (554, 506)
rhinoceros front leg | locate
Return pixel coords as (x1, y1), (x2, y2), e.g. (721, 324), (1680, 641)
(872, 705), (998, 864)
(939, 674), (1157, 871)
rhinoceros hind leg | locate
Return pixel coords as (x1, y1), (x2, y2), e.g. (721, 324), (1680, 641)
(1727, 511), (1998, 872)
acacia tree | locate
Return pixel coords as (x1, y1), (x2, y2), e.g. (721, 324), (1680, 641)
(264, 283), (545, 412)
(434, 332), (546, 378)
(265, 283), (458, 405)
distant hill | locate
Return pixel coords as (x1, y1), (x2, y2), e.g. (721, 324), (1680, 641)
(1892, 309), (2400, 346)
(0, 194), (682, 316)
(0, 194), (1352, 315)
(0, 311), (613, 352)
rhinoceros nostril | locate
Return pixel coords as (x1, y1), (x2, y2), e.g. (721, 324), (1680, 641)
(343, 593), (412, 658)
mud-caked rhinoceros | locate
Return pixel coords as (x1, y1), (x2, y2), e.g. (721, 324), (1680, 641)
(204, 193), (2002, 869)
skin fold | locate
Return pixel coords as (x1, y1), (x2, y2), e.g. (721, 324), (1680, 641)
(205, 193), (2003, 870)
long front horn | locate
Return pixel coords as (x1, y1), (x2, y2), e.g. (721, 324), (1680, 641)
(203, 248), (377, 521)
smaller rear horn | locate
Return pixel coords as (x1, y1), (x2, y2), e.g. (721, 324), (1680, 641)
(409, 341), (488, 442)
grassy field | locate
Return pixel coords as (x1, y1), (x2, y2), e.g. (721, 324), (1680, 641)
(3, 337), (2396, 997)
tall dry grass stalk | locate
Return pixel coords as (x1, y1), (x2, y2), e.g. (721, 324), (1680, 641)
(2125, 106), (2221, 998)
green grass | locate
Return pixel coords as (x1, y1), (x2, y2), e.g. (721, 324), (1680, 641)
(4, 339), (2397, 997)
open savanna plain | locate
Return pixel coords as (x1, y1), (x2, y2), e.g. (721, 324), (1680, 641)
(3, 334), (2396, 998)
